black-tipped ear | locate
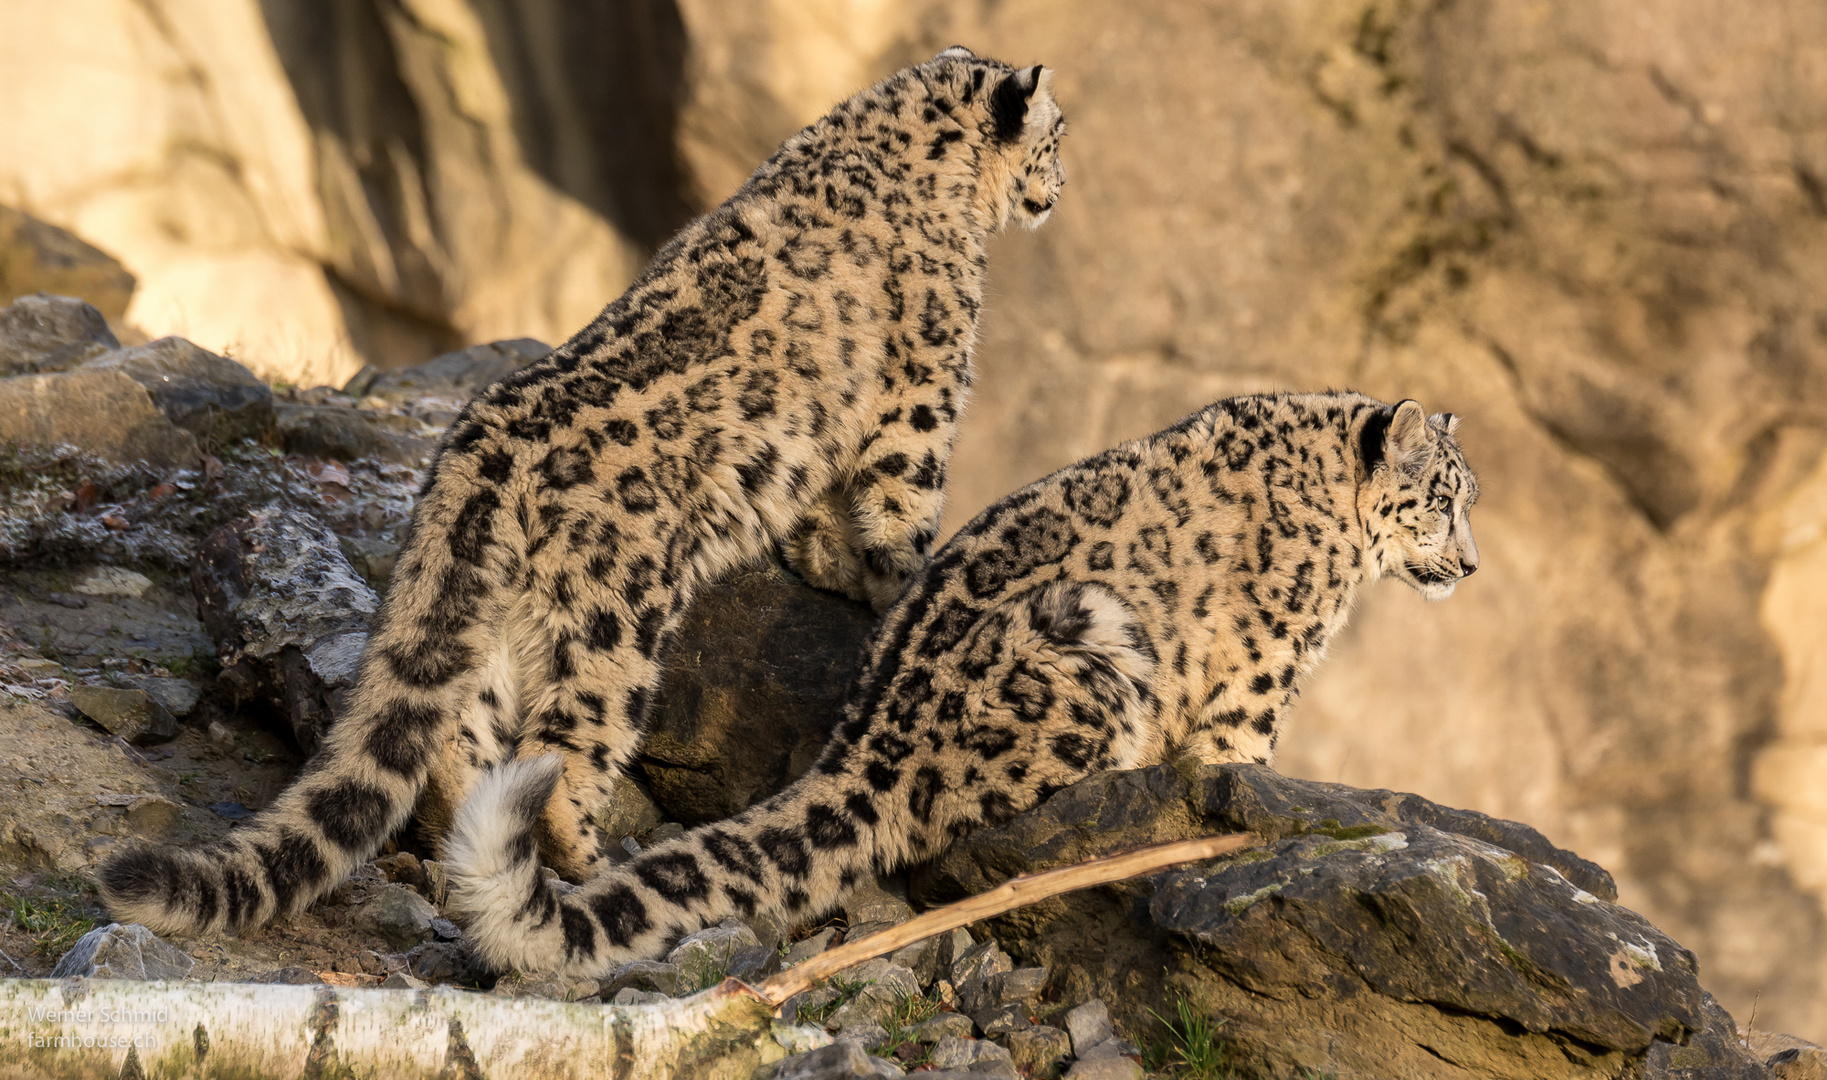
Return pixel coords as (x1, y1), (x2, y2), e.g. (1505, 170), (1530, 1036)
(935, 45), (977, 61)
(1357, 406), (1389, 473)
(991, 64), (1043, 142)
(1385, 399), (1433, 472)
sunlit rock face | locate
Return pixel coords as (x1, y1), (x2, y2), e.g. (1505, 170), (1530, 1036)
(0, 0), (662, 386)
(916, 0), (1827, 1043)
(3, 0), (1827, 1041)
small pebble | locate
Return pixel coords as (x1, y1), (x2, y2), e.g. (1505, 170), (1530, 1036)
(1078, 1038), (1142, 1062)
(1065, 999), (1113, 1057)
(1066, 1057), (1142, 1080)
(1008, 1025), (1072, 1075)
(910, 1012), (974, 1043)
(974, 1003), (1031, 1037)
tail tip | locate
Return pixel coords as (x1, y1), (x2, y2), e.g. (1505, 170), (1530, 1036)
(449, 754), (566, 877)
(97, 846), (173, 907)
(498, 754), (566, 823)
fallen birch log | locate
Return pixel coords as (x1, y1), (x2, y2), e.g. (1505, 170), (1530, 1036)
(0, 977), (777, 1080)
(0, 833), (1254, 1079)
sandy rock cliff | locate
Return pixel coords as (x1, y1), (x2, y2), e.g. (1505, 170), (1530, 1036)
(0, 0), (1824, 1041)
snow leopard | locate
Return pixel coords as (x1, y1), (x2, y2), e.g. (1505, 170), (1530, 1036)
(446, 392), (1481, 975)
(98, 46), (1069, 937)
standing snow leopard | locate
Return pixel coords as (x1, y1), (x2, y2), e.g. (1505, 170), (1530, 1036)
(98, 46), (1068, 937)
(447, 392), (1480, 976)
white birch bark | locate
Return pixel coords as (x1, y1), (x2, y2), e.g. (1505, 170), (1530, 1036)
(0, 976), (777, 1079)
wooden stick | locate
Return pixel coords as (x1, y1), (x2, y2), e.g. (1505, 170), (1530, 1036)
(752, 833), (1257, 1006)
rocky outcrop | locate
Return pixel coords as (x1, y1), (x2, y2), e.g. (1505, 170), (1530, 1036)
(916, 762), (1771, 1079)
(0, 207), (136, 324)
(192, 508), (378, 754)
(0, 294), (119, 374)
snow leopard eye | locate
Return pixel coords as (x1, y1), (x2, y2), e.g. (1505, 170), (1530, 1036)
(1428, 495), (1451, 513)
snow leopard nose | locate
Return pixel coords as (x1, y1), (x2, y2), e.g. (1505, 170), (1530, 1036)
(1454, 524), (1478, 577)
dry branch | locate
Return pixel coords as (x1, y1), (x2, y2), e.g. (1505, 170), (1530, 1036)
(753, 832), (1257, 1005)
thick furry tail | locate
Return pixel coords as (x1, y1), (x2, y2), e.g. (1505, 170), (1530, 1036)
(97, 453), (531, 938)
(96, 742), (425, 936)
(448, 755), (885, 977)
(443, 756), (575, 970)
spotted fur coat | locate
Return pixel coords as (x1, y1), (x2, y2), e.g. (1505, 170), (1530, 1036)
(99, 46), (1068, 937)
(447, 391), (1482, 975)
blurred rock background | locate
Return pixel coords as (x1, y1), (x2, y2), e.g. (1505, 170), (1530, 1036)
(0, 0), (1824, 1041)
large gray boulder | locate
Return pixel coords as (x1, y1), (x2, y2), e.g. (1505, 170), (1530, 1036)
(0, 293), (119, 374)
(914, 763), (1768, 1080)
(0, 369), (197, 466)
(82, 336), (274, 446)
(1151, 826), (1696, 1065)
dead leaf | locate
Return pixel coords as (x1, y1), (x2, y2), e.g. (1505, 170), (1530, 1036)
(101, 514), (129, 531)
(302, 458), (351, 487)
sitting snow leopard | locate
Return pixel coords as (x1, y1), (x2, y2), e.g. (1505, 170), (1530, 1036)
(447, 391), (1480, 975)
(98, 46), (1068, 937)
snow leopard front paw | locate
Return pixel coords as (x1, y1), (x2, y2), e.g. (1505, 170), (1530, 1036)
(856, 544), (923, 612)
(784, 495), (873, 604)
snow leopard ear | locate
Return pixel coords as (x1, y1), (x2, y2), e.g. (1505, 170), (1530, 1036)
(934, 45), (977, 61)
(1429, 411), (1461, 437)
(1385, 400), (1435, 473)
(991, 64), (1046, 142)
